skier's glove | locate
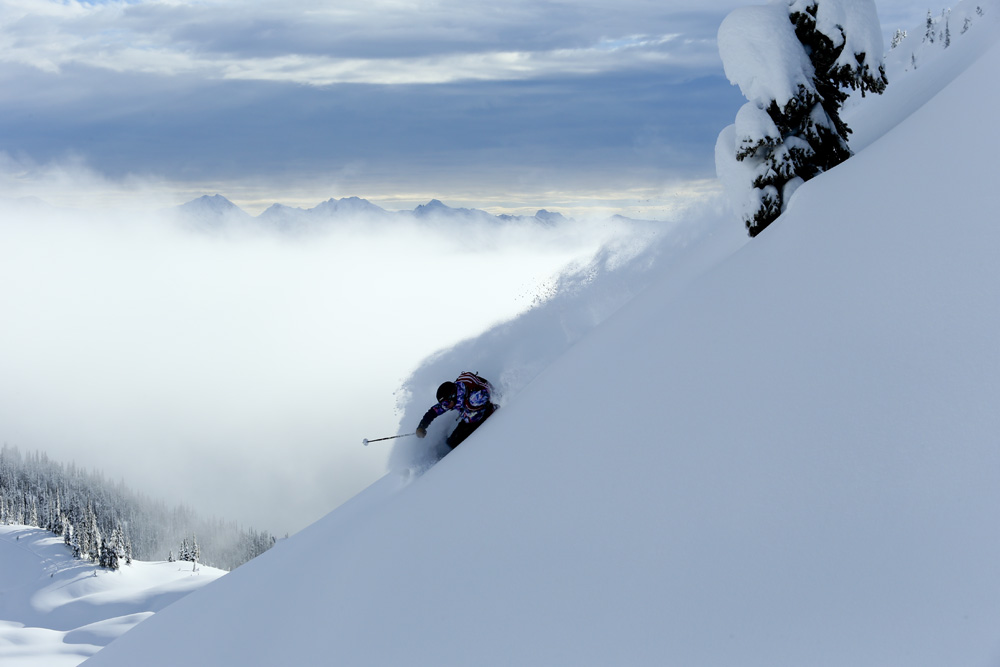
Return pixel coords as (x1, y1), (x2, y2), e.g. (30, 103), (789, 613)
(415, 426), (427, 438)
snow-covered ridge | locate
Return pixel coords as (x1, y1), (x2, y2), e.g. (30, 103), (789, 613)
(0, 525), (223, 666)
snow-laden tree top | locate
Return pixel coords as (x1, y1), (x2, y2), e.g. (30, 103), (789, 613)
(790, 0), (884, 69)
(718, 3), (815, 108)
(718, 0), (884, 109)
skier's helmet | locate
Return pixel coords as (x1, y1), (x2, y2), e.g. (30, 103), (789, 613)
(436, 381), (458, 404)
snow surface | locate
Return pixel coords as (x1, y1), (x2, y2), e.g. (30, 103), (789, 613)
(0, 526), (224, 666)
(82, 15), (1000, 667)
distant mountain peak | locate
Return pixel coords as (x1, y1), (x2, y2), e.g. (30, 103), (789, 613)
(261, 202), (301, 213)
(413, 199), (496, 222)
(177, 194), (249, 217)
(535, 209), (568, 224)
(313, 196), (384, 211)
(181, 194), (237, 209)
(174, 195), (252, 231)
(413, 199), (450, 214)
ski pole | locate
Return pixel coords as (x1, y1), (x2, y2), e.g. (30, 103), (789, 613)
(362, 432), (415, 446)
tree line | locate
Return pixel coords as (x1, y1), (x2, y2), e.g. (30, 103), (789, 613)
(0, 444), (275, 571)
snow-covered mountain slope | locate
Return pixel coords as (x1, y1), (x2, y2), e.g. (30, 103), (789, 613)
(845, 0), (1000, 151)
(0, 526), (223, 666)
(87, 29), (1000, 667)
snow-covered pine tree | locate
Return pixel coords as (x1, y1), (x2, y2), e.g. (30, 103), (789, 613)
(64, 521), (77, 557)
(47, 491), (63, 536)
(178, 536), (201, 562)
(716, 0), (887, 236)
(925, 10), (936, 43)
(99, 536), (120, 569)
(87, 503), (101, 562)
(72, 523), (83, 559)
(106, 524), (128, 568)
(191, 535), (201, 571)
(0, 444), (274, 569)
(73, 506), (91, 560)
(27, 496), (38, 527)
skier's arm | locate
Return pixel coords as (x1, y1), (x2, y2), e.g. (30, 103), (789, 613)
(416, 403), (447, 438)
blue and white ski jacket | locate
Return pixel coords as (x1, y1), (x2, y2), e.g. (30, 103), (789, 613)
(418, 373), (493, 429)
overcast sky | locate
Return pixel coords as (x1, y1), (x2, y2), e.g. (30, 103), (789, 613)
(0, 0), (928, 215)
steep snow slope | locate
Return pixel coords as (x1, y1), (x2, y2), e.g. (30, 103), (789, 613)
(87, 36), (1000, 667)
(845, 0), (1000, 150)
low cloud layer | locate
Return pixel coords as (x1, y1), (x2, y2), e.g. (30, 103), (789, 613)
(0, 182), (667, 535)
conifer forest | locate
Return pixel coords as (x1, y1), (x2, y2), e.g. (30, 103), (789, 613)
(0, 444), (275, 571)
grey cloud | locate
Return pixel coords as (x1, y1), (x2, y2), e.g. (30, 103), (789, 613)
(7, 0), (739, 69)
(0, 62), (743, 194)
(0, 0), (747, 211)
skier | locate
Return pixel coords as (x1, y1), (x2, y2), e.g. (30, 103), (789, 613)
(415, 372), (497, 449)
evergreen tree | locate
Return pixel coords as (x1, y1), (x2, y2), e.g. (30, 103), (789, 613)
(178, 535), (201, 563)
(99, 536), (120, 570)
(0, 444), (274, 570)
(890, 29), (906, 49)
(924, 11), (935, 43)
(719, 0), (887, 236)
(70, 522), (82, 559)
(64, 521), (76, 557)
(87, 503), (102, 562)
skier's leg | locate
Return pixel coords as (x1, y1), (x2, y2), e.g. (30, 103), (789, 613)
(446, 404), (497, 449)
(446, 421), (474, 449)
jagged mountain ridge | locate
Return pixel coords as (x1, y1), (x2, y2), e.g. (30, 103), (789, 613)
(176, 194), (576, 229)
